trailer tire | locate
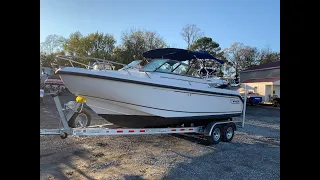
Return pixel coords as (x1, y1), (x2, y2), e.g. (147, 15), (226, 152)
(68, 108), (91, 128)
(222, 124), (235, 142)
(207, 125), (222, 145)
(60, 132), (68, 139)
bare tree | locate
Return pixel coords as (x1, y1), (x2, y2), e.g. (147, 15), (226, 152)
(180, 24), (204, 49)
(168, 43), (181, 48)
(144, 30), (167, 50)
(223, 42), (260, 83)
(258, 45), (280, 64)
(40, 34), (66, 54)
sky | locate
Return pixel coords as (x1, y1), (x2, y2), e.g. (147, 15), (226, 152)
(40, 0), (280, 52)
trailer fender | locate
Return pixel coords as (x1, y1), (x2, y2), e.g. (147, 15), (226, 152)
(203, 119), (236, 136)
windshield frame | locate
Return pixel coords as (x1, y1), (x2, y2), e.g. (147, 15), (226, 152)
(139, 58), (202, 78)
(120, 60), (143, 70)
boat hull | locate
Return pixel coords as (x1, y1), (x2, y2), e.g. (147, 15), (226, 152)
(57, 68), (244, 127)
(99, 114), (241, 128)
(76, 95), (242, 127)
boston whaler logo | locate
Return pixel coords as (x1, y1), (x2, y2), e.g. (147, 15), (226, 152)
(230, 99), (240, 104)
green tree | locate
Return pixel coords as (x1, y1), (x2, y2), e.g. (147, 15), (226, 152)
(84, 31), (116, 59)
(63, 31), (116, 66)
(62, 31), (83, 56)
(40, 51), (66, 68)
(40, 52), (51, 67)
(112, 45), (133, 65)
(190, 37), (226, 77)
(114, 28), (167, 64)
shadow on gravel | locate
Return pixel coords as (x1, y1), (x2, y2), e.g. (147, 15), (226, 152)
(170, 133), (211, 146)
(123, 175), (146, 180)
(40, 143), (147, 180)
(162, 133), (280, 180)
(162, 142), (280, 180)
(163, 127), (280, 180)
(40, 148), (97, 180)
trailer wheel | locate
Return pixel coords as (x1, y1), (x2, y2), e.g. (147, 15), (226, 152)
(60, 132), (68, 139)
(222, 124), (235, 142)
(68, 108), (91, 128)
(207, 125), (222, 145)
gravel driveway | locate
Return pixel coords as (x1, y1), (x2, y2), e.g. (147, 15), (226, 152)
(40, 93), (280, 180)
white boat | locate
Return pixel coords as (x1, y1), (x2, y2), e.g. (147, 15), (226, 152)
(40, 66), (53, 87)
(56, 48), (244, 128)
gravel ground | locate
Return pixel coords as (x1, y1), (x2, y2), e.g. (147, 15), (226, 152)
(40, 92), (280, 180)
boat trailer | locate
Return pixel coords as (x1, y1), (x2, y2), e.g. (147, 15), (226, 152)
(40, 93), (243, 145)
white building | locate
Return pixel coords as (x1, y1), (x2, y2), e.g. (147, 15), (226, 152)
(240, 61), (280, 102)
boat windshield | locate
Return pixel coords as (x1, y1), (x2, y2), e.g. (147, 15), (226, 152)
(141, 59), (200, 77)
(121, 60), (142, 70)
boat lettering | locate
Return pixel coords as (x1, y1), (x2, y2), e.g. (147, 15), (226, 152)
(146, 129), (167, 133)
(230, 99), (240, 104)
(88, 130), (100, 134)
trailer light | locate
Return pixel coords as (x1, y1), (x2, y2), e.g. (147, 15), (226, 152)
(76, 96), (86, 104)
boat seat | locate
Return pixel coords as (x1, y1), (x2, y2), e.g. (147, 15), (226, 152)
(200, 68), (216, 77)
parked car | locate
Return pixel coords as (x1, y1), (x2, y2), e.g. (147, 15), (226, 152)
(245, 92), (262, 105)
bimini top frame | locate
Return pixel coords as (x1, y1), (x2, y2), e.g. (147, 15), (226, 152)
(56, 55), (128, 69)
(55, 55), (144, 77)
(142, 48), (225, 64)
